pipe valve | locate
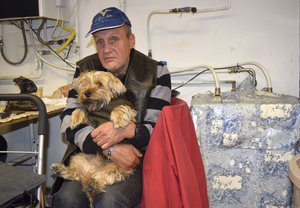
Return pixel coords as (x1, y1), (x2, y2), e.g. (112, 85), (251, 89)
(169, 7), (197, 13)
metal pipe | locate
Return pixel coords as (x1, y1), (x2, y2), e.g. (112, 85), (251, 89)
(170, 64), (262, 94)
(0, 151), (37, 154)
(172, 80), (236, 91)
(238, 61), (272, 92)
(213, 66), (257, 87)
(37, 135), (45, 175)
(171, 64), (221, 96)
(147, 0), (231, 58)
(220, 62), (272, 92)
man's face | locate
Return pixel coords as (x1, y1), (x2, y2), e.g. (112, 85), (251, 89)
(93, 26), (135, 76)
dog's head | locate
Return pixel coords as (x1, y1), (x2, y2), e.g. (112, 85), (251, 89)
(73, 71), (126, 111)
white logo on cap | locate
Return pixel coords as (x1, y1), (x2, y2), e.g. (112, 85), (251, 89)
(99, 9), (111, 17)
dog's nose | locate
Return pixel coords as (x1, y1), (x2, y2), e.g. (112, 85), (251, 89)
(85, 91), (91, 98)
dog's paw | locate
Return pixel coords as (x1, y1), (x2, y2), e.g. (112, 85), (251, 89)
(51, 163), (63, 175)
(51, 163), (75, 180)
(71, 109), (89, 129)
(110, 105), (137, 128)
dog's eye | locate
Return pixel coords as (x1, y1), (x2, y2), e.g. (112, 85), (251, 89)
(97, 82), (103, 87)
(85, 91), (91, 98)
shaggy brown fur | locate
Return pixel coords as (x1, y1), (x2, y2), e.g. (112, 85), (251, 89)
(51, 71), (137, 207)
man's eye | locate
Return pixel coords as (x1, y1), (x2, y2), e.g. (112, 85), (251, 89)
(96, 40), (104, 47)
(112, 37), (119, 42)
(110, 37), (119, 45)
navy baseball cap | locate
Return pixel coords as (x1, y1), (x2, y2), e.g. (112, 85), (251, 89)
(86, 7), (131, 37)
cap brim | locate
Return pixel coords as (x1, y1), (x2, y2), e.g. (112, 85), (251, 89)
(85, 23), (126, 38)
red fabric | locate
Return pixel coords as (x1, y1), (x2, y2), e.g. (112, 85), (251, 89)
(140, 97), (209, 208)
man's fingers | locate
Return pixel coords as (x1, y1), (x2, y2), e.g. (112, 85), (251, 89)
(101, 143), (109, 149)
(132, 147), (143, 157)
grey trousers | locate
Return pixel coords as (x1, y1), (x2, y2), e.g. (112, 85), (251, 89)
(52, 165), (142, 208)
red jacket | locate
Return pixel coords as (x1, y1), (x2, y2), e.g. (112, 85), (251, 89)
(140, 98), (209, 208)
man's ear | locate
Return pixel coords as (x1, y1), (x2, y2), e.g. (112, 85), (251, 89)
(129, 33), (135, 48)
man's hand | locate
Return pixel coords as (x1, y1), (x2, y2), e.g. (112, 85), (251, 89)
(104, 144), (143, 169)
(91, 121), (135, 149)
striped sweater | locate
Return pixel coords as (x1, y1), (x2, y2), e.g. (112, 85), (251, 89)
(60, 49), (171, 154)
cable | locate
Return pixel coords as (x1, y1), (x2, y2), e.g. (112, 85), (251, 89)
(51, 6), (64, 40)
(54, 21), (76, 54)
(0, 20), (28, 65)
(28, 22), (75, 72)
(170, 64), (220, 91)
(33, 19), (76, 64)
(36, 18), (48, 45)
(172, 69), (209, 90)
(35, 19), (76, 59)
(64, 37), (74, 59)
(26, 20), (75, 69)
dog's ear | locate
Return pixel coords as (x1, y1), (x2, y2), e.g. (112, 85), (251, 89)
(72, 71), (90, 92)
(105, 72), (126, 96)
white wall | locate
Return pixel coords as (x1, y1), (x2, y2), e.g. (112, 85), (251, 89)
(77, 0), (299, 104)
(0, 0), (298, 104)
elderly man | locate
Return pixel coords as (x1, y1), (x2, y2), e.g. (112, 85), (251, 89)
(52, 7), (171, 208)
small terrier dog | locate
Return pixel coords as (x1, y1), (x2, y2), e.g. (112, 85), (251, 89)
(51, 70), (137, 207)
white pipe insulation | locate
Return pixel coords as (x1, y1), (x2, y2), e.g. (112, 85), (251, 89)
(146, 1), (232, 96)
(237, 61), (272, 93)
(170, 61), (273, 94)
(171, 64), (221, 96)
(147, 0), (231, 58)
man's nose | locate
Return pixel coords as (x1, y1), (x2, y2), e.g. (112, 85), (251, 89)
(102, 42), (113, 53)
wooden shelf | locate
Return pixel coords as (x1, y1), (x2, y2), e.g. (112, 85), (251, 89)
(0, 107), (63, 135)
